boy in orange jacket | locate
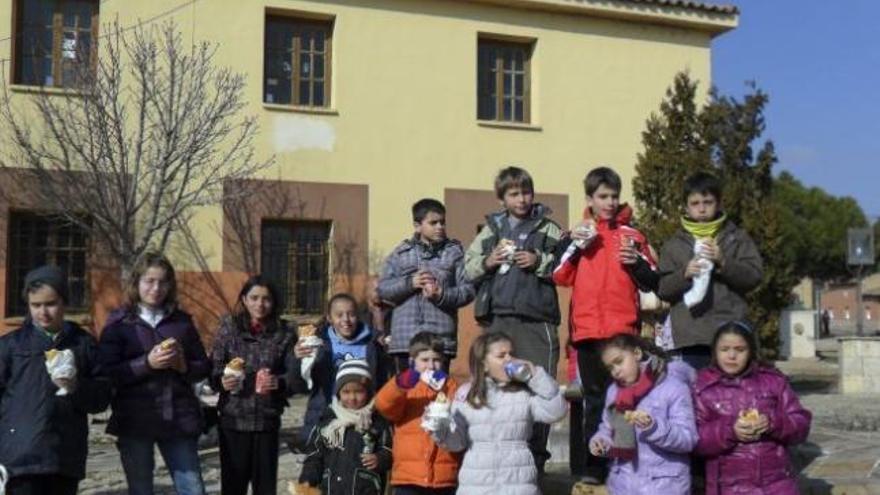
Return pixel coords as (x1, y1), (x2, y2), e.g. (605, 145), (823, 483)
(552, 166), (657, 485)
(376, 332), (460, 495)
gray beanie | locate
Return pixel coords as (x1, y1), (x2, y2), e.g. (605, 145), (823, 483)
(334, 359), (373, 396)
(23, 265), (68, 302)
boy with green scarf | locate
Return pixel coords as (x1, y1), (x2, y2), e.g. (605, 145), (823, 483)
(657, 172), (763, 370)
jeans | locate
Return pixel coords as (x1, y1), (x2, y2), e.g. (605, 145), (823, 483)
(117, 435), (206, 495)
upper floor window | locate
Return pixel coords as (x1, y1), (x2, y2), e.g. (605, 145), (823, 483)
(6, 211), (89, 316)
(264, 15), (333, 107)
(13, 0), (98, 87)
(477, 37), (533, 123)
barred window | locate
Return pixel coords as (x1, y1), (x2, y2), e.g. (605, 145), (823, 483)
(477, 38), (532, 123)
(261, 220), (331, 316)
(13, 0), (99, 87)
(264, 15), (332, 107)
(6, 212), (89, 316)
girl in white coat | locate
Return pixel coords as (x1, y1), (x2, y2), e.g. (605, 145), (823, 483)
(430, 332), (567, 495)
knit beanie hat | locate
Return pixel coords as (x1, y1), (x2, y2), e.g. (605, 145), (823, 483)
(23, 265), (68, 303)
(334, 359), (373, 396)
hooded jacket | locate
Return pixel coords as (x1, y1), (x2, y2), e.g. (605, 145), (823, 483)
(553, 205), (657, 342)
(694, 364), (811, 495)
(377, 236), (474, 355)
(465, 204), (563, 325)
(432, 367), (567, 495)
(289, 323), (386, 444)
(591, 361), (698, 495)
(375, 378), (461, 488)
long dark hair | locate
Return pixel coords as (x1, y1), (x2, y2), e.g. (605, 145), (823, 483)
(466, 332), (519, 409)
(710, 320), (768, 373)
(231, 275), (281, 333)
(599, 332), (668, 378)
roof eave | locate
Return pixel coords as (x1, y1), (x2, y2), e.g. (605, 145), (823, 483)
(455, 0), (739, 37)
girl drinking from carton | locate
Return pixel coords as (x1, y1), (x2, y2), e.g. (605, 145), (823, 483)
(291, 294), (386, 445)
(693, 321), (811, 495)
(376, 332), (460, 495)
(429, 332), (566, 495)
(296, 359), (392, 495)
(588, 334), (698, 495)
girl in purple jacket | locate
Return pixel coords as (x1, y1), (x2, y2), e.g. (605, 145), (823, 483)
(588, 334), (698, 495)
(694, 321), (812, 495)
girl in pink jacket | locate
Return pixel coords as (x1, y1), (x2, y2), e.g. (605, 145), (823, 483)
(693, 321), (812, 495)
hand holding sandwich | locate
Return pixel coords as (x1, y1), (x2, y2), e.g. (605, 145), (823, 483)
(149, 337), (186, 373)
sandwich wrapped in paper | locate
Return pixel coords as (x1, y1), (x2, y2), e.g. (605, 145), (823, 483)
(497, 238), (517, 275)
(159, 337), (177, 351)
(45, 348), (76, 396)
(297, 324), (323, 349)
(421, 391), (452, 432)
(298, 323), (322, 390)
(223, 357), (246, 394)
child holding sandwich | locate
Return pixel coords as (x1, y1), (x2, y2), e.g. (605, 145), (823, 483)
(210, 275), (296, 495)
(98, 253), (211, 495)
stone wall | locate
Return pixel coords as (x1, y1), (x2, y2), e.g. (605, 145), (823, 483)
(840, 337), (880, 394)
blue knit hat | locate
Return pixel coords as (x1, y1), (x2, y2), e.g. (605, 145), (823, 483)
(22, 265), (68, 303)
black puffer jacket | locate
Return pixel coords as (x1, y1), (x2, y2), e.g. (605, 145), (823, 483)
(0, 321), (111, 479)
(299, 408), (392, 495)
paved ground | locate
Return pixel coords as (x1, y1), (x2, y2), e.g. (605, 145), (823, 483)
(77, 351), (880, 494)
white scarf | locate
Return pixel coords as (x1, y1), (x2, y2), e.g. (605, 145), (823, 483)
(321, 398), (375, 450)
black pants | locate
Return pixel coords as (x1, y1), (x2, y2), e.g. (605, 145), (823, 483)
(6, 474), (78, 495)
(394, 485), (457, 495)
(574, 338), (612, 481)
(568, 396), (588, 476)
(486, 315), (560, 472)
(219, 427), (280, 495)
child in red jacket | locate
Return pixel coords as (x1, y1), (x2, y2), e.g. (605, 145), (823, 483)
(553, 166), (657, 485)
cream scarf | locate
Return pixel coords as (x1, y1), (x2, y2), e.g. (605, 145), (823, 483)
(321, 398), (375, 450)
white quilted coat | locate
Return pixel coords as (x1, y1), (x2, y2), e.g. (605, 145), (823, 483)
(433, 367), (567, 495)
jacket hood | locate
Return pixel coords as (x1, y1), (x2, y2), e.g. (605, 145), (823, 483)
(582, 203), (633, 227)
(486, 202), (553, 227)
(328, 322), (373, 345)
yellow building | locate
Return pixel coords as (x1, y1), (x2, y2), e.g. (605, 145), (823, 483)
(0, 0), (736, 369)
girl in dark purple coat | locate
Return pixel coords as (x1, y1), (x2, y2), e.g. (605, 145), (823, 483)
(98, 253), (210, 495)
(693, 321), (811, 495)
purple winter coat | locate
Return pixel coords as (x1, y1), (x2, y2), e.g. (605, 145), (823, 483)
(591, 361), (698, 495)
(98, 308), (210, 439)
(694, 364), (812, 495)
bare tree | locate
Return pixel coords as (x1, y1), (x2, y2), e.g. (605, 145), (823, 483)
(0, 21), (272, 275)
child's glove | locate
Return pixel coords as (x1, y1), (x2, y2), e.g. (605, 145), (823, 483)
(421, 369), (448, 391)
(396, 368), (420, 390)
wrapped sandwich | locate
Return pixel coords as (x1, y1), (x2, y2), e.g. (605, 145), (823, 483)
(45, 348), (76, 396)
(297, 324), (323, 349)
(223, 357), (246, 394)
(421, 391), (452, 432)
(497, 238), (517, 275)
(159, 337), (177, 351)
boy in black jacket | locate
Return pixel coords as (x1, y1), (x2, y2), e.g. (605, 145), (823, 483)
(297, 359), (392, 495)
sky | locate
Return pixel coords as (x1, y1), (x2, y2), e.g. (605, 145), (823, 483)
(711, 0), (880, 220)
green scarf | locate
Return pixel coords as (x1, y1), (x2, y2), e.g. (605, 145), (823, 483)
(681, 213), (727, 240)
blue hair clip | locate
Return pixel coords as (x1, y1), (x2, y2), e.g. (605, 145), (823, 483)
(720, 320), (754, 334)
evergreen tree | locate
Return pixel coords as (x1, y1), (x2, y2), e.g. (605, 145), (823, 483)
(633, 72), (797, 358)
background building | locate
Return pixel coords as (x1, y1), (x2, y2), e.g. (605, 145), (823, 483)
(0, 0), (737, 376)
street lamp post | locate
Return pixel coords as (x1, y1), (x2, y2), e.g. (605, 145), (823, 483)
(847, 228), (875, 336)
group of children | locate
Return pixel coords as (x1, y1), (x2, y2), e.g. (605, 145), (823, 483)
(0, 164), (811, 495)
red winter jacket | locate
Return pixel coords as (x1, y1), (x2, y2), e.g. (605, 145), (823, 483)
(553, 205), (655, 342)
